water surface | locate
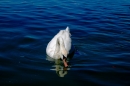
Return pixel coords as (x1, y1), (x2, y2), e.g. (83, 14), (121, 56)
(0, 0), (130, 86)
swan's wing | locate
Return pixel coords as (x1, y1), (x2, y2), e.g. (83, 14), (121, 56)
(46, 35), (59, 58)
(46, 34), (63, 59)
(62, 30), (71, 53)
(53, 39), (61, 59)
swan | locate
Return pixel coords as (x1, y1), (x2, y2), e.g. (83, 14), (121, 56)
(46, 26), (74, 67)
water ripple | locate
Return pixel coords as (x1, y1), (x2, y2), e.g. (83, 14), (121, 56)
(0, 0), (130, 85)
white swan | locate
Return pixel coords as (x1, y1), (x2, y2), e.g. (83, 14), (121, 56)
(46, 26), (74, 67)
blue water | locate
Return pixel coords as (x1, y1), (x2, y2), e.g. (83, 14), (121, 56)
(0, 0), (130, 86)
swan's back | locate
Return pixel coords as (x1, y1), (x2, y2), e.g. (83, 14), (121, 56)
(46, 27), (72, 59)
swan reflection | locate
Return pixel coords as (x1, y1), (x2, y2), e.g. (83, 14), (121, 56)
(55, 59), (71, 77)
(46, 55), (70, 77)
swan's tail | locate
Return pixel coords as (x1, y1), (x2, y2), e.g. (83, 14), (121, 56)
(66, 26), (70, 32)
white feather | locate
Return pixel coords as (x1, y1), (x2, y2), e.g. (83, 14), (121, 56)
(46, 26), (74, 60)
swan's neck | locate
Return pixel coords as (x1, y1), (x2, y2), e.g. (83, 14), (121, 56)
(58, 37), (68, 58)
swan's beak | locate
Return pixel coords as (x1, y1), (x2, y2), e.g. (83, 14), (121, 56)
(63, 56), (68, 67)
(60, 43), (68, 67)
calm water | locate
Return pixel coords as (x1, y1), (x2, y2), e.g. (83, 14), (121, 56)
(0, 0), (130, 86)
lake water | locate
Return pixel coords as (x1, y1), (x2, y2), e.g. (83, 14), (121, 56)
(0, 0), (130, 86)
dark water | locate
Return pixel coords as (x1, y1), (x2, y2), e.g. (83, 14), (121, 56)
(0, 0), (130, 86)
